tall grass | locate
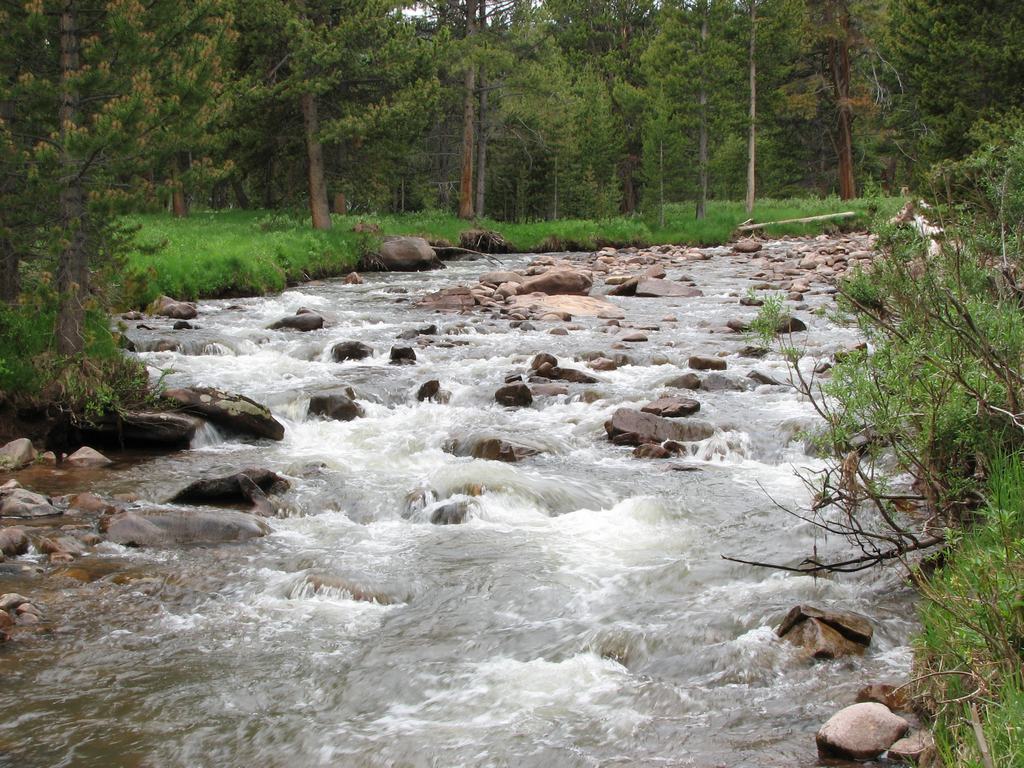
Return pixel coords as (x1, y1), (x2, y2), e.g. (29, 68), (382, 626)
(123, 196), (901, 306)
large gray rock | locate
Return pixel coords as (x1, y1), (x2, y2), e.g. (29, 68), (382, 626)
(0, 488), (59, 518)
(103, 508), (270, 547)
(0, 439), (36, 469)
(373, 237), (442, 272)
(77, 409), (203, 448)
(634, 279), (703, 298)
(268, 313), (324, 332)
(520, 270), (593, 296)
(641, 396), (700, 418)
(66, 447), (112, 467)
(816, 703), (910, 761)
(604, 409), (715, 446)
(162, 387), (284, 441)
(170, 468), (289, 504)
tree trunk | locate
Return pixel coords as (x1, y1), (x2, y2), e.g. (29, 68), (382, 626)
(56, 1), (88, 357)
(832, 9), (856, 200)
(458, 0), (478, 220)
(171, 152), (189, 217)
(746, 1), (757, 215)
(696, 7), (709, 220)
(474, 1), (487, 217)
(0, 239), (19, 303)
(301, 92), (332, 231)
(231, 178), (250, 209)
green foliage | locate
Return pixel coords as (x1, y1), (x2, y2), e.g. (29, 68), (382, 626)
(916, 455), (1024, 768)
(749, 292), (785, 346)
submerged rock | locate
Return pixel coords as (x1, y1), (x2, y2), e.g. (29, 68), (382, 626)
(103, 508), (271, 547)
(268, 313), (325, 332)
(445, 436), (540, 463)
(170, 468), (289, 505)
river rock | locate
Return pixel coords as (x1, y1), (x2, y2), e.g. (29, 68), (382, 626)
(856, 683), (910, 712)
(665, 373), (702, 390)
(301, 573), (401, 605)
(0, 439), (36, 469)
(344, 272), (363, 284)
(495, 383), (533, 407)
(418, 286), (475, 311)
(816, 703), (910, 761)
(777, 605), (873, 658)
(888, 731), (937, 763)
(733, 239), (763, 254)
(604, 409), (715, 446)
(520, 270), (592, 296)
(777, 604), (874, 645)
(508, 293), (620, 318)
(0, 488), (59, 518)
(389, 346), (416, 365)
(608, 277), (640, 297)
(642, 397), (700, 418)
(634, 279), (703, 298)
(150, 295), (198, 320)
(66, 447), (113, 467)
(163, 387), (285, 441)
(701, 372), (751, 392)
(331, 340), (374, 362)
(430, 500), (471, 525)
(748, 370), (782, 386)
(688, 355), (727, 371)
(0, 528), (28, 556)
(549, 366), (599, 384)
(373, 236), (442, 271)
(103, 508), (271, 547)
(308, 392), (364, 421)
(268, 312), (324, 332)
(479, 270), (524, 286)
(530, 383), (569, 397)
(170, 468), (289, 505)
(777, 315), (808, 333)
(634, 443), (672, 459)
(38, 535), (85, 558)
(445, 436), (539, 463)
(77, 409), (204, 448)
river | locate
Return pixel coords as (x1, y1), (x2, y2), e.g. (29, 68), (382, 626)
(0, 240), (916, 767)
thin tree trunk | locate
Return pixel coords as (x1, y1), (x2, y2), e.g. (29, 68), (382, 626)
(696, 6), (709, 221)
(474, 0), (487, 217)
(0, 239), (19, 303)
(172, 165), (188, 218)
(458, 0), (478, 220)
(659, 140), (665, 229)
(301, 92), (332, 230)
(746, 1), (757, 215)
(231, 178), (250, 209)
(56, 0), (88, 357)
(553, 154), (559, 220)
(833, 9), (856, 200)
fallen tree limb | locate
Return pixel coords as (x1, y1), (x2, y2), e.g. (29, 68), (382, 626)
(737, 211), (857, 232)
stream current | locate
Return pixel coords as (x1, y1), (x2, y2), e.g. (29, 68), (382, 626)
(0, 244), (915, 767)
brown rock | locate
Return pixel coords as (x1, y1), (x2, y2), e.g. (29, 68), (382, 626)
(816, 703), (910, 761)
(268, 312), (324, 332)
(66, 447), (112, 468)
(633, 444), (671, 459)
(642, 397), (700, 418)
(665, 373), (702, 390)
(150, 295), (198, 320)
(331, 341), (374, 362)
(495, 383), (533, 407)
(733, 239), (763, 254)
(605, 409), (715, 446)
(777, 604), (874, 646)
(343, 272), (363, 285)
(856, 683), (910, 712)
(418, 286), (475, 312)
(0, 439), (36, 470)
(782, 616), (867, 659)
(634, 279), (703, 298)
(163, 387), (285, 441)
(888, 731), (937, 764)
(520, 270), (593, 296)
(0, 528), (28, 557)
(688, 355), (727, 371)
(373, 236), (442, 272)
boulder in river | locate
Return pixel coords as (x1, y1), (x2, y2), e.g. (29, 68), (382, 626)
(634, 279), (703, 298)
(0, 439), (36, 470)
(688, 355), (727, 371)
(445, 436), (539, 463)
(776, 604), (873, 658)
(308, 392), (364, 421)
(103, 507), (271, 547)
(732, 239), (763, 254)
(389, 346), (417, 365)
(268, 312), (325, 332)
(369, 236), (442, 272)
(479, 270), (524, 286)
(66, 447), (113, 468)
(78, 409), (205, 449)
(816, 703), (910, 761)
(0, 527), (29, 557)
(604, 409), (715, 446)
(150, 295), (198, 320)
(776, 315), (808, 333)
(417, 286), (476, 312)
(162, 387), (285, 441)
(171, 468), (290, 505)
(429, 500), (472, 525)
(641, 397), (700, 418)
(665, 373), (702, 390)
(0, 487), (60, 518)
(494, 383), (533, 408)
(331, 341), (374, 362)
(520, 269), (593, 296)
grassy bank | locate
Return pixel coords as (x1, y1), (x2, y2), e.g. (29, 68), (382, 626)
(123, 196), (899, 306)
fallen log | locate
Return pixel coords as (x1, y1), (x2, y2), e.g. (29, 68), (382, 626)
(737, 211), (857, 232)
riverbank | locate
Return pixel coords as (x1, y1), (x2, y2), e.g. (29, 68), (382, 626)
(123, 197), (899, 307)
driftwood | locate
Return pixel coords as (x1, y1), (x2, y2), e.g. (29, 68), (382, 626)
(737, 211), (857, 232)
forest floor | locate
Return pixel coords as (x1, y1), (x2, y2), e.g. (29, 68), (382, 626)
(123, 197), (902, 307)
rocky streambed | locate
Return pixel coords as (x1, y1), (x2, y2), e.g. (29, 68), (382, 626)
(0, 233), (923, 767)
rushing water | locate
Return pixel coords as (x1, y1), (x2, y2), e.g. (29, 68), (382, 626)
(0, 245), (915, 768)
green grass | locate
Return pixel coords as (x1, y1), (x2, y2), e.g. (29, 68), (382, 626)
(916, 454), (1024, 767)
(123, 196), (902, 306)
